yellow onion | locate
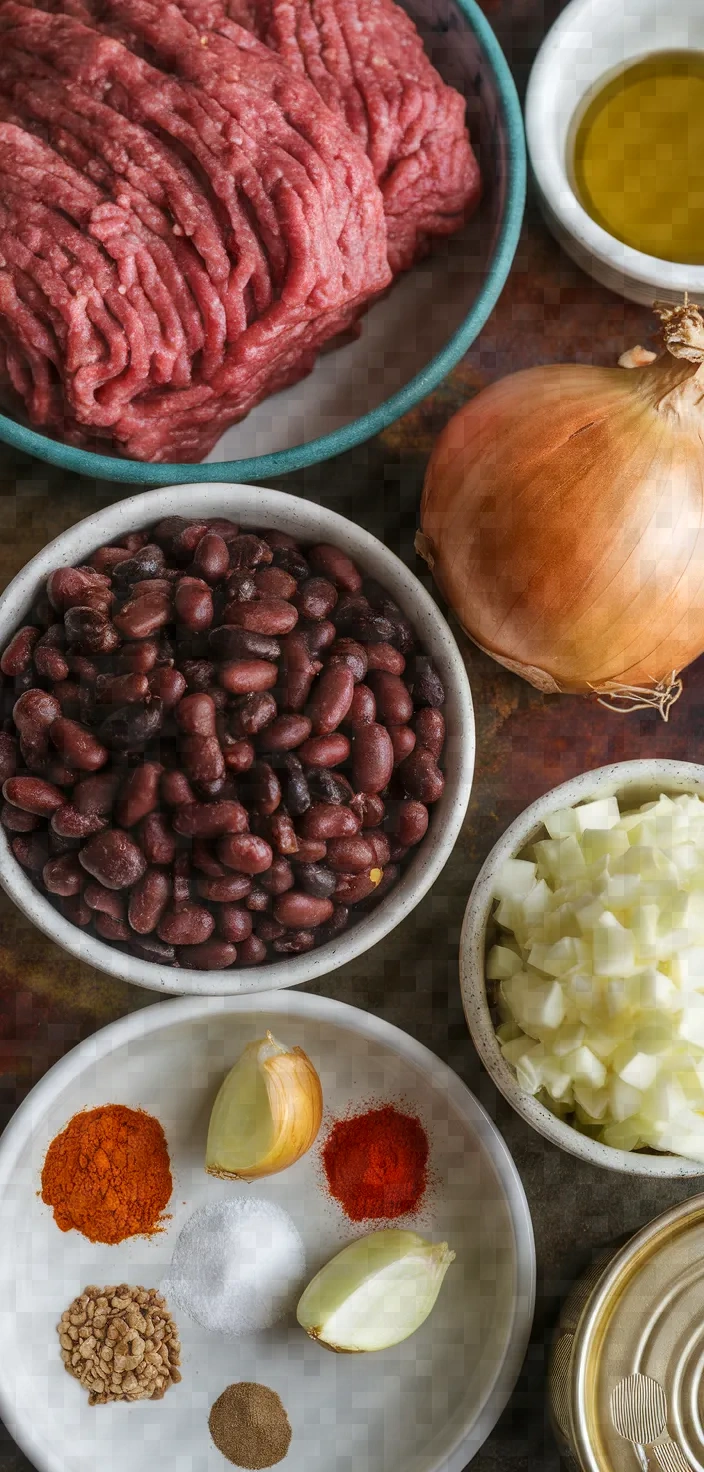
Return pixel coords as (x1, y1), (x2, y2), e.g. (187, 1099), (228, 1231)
(205, 1031), (323, 1181)
(296, 1229), (455, 1353)
(418, 302), (704, 716)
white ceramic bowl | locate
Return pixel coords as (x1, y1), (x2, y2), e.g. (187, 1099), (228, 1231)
(0, 990), (536, 1472)
(525, 0), (704, 305)
(0, 484), (474, 996)
(460, 759), (704, 1177)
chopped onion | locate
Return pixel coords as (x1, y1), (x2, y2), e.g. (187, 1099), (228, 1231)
(487, 790), (704, 1160)
(417, 303), (704, 716)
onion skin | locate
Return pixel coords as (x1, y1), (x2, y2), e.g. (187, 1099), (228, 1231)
(420, 319), (704, 696)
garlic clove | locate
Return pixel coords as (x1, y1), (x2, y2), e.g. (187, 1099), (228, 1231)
(296, 1228), (455, 1353)
(205, 1031), (323, 1181)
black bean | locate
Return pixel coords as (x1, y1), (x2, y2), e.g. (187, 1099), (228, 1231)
(271, 545), (310, 581)
(112, 545), (165, 584)
(405, 655), (445, 707)
(279, 753), (311, 816)
(98, 700), (164, 751)
(305, 767), (354, 805)
(293, 861), (337, 899)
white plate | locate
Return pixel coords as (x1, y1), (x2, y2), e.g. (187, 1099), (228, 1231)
(0, 992), (534, 1472)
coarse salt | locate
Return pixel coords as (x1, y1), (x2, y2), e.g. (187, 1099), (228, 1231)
(162, 1198), (305, 1336)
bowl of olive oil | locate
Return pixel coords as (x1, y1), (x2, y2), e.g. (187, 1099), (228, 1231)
(525, 0), (704, 304)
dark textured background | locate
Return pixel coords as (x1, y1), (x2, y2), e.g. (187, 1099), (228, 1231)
(2, 1), (702, 1468)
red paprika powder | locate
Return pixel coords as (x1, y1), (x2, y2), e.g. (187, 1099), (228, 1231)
(322, 1103), (428, 1221)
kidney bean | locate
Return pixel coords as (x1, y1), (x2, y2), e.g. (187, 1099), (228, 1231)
(258, 812), (298, 856)
(1, 803), (40, 832)
(344, 609), (397, 646)
(179, 939), (238, 969)
(295, 837), (327, 863)
(219, 660), (278, 695)
(334, 868), (384, 904)
(352, 723), (394, 794)
(366, 830), (392, 867)
(241, 761), (280, 817)
(172, 800), (248, 838)
(90, 545), (132, 574)
(115, 761), (163, 828)
(72, 771), (120, 815)
(310, 665), (354, 735)
(65, 654), (99, 688)
(175, 692), (217, 737)
(223, 737), (255, 773)
(64, 606), (120, 656)
(306, 767), (353, 805)
(392, 799), (430, 847)
(326, 836), (376, 873)
(83, 882), (126, 919)
(134, 812), (174, 865)
(227, 534), (274, 571)
(308, 544), (362, 593)
(237, 934), (268, 965)
(254, 916), (286, 942)
(218, 833), (273, 874)
(224, 574), (257, 609)
(46, 568), (97, 613)
(260, 857), (295, 895)
(345, 683), (376, 727)
(328, 638), (367, 682)
(173, 853), (193, 906)
(45, 760), (76, 788)
(364, 642), (406, 675)
(51, 805), (108, 840)
(112, 545), (165, 586)
(159, 769), (195, 808)
(181, 735), (224, 785)
(79, 829), (147, 889)
(398, 746), (445, 803)
(128, 868), (171, 934)
(192, 531), (230, 584)
(274, 890), (333, 928)
(13, 689), (62, 738)
(115, 639), (159, 675)
(271, 543), (309, 581)
(229, 692), (277, 738)
(147, 666), (187, 711)
(12, 833), (49, 869)
(3, 775), (64, 815)
(216, 904), (253, 943)
(130, 935), (176, 963)
(299, 803), (360, 840)
(302, 620), (337, 656)
(279, 632), (320, 710)
(95, 913), (131, 943)
(293, 861), (337, 899)
(95, 673), (149, 707)
(153, 517), (208, 560)
(367, 670), (413, 726)
(413, 707), (445, 760)
(0, 732), (17, 785)
(99, 701), (163, 753)
(189, 839), (224, 877)
(389, 725), (416, 764)
(254, 566), (297, 600)
(226, 597), (298, 636)
(114, 591), (171, 640)
(297, 733), (349, 768)
(62, 893), (92, 928)
(196, 872), (252, 903)
(405, 656), (445, 708)
(209, 626), (280, 662)
(273, 929), (315, 954)
(258, 714), (311, 751)
(204, 519), (240, 540)
(1, 627), (39, 676)
(174, 577), (213, 632)
(294, 577), (338, 622)
(34, 645), (69, 682)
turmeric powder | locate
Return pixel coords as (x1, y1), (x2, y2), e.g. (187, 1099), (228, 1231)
(41, 1104), (172, 1244)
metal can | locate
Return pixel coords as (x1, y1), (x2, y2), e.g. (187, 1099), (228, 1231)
(549, 1193), (704, 1470)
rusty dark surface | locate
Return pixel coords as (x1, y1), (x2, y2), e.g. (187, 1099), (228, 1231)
(0, 2), (700, 1469)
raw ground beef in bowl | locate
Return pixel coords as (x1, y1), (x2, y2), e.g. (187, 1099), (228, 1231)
(0, 0), (523, 480)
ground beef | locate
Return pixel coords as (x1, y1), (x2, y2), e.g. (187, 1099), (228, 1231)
(171, 0), (481, 273)
(0, 0), (478, 462)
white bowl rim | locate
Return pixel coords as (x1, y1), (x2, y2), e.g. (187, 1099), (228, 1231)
(0, 988), (536, 1472)
(0, 483), (474, 996)
(524, 0), (704, 291)
(460, 758), (704, 1178)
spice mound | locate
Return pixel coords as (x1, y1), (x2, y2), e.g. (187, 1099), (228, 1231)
(162, 1198), (305, 1336)
(58, 1285), (181, 1405)
(41, 1104), (172, 1244)
(209, 1383), (292, 1469)
(322, 1103), (429, 1221)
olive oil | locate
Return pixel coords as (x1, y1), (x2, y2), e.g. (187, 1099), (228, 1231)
(571, 51), (704, 265)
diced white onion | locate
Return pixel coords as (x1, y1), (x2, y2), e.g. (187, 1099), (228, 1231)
(488, 790), (704, 1160)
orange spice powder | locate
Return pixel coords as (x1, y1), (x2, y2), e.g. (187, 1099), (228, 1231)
(41, 1103), (172, 1244)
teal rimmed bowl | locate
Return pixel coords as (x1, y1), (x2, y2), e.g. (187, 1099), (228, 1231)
(0, 0), (525, 484)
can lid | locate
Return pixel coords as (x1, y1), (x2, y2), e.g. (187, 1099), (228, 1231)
(572, 1192), (704, 1471)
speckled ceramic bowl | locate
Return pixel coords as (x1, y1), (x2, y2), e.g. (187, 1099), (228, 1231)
(460, 759), (704, 1177)
(0, 0), (524, 484)
(0, 483), (474, 996)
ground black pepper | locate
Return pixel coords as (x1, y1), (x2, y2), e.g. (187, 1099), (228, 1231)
(208, 1382), (292, 1468)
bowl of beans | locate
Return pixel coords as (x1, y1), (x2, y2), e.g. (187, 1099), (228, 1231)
(0, 485), (474, 994)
